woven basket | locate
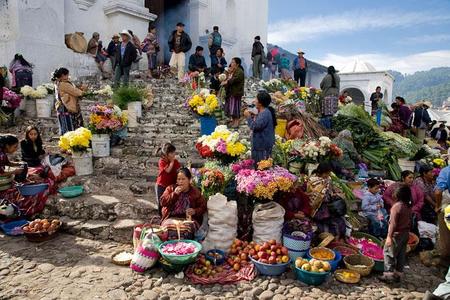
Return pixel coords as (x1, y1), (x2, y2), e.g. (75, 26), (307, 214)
(111, 251), (133, 266)
(282, 233), (311, 252)
(343, 254), (374, 277)
(335, 269), (361, 284)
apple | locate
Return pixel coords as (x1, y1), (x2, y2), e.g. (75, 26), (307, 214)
(269, 239), (276, 246)
(266, 250), (271, 255)
(268, 256), (277, 264)
(252, 254), (259, 260)
(257, 251), (265, 259)
(263, 242), (270, 250)
(261, 252), (269, 260)
(233, 263), (240, 271)
(254, 245), (261, 252)
(236, 246), (242, 252)
(230, 247), (237, 255)
(234, 257), (241, 264)
(270, 245), (277, 251)
(276, 249), (281, 255)
(270, 251), (276, 257)
(235, 239), (242, 247)
(276, 257), (282, 264)
(240, 253), (248, 261)
(260, 259), (269, 264)
(281, 255), (289, 263)
(249, 249), (256, 256)
(281, 247), (289, 255)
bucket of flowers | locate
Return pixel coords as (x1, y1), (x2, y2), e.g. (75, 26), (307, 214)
(187, 89), (220, 136)
(20, 85), (49, 117)
(58, 127), (93, 176)
(292, 137), (342, 174)
(195, 125), (249, 165)
(234, 158), (297, 203)
(88, 104), (128, 157)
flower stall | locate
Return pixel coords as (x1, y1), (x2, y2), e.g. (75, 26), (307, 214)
(188, 89), (220, 135)
(196, 125), (249, 165)
(88, 104), (127, 157)
(20, 85), (50, 117)
(112, 86), (144, 128)
(1, 87), (22, 125)
(59, 127), (93, 176)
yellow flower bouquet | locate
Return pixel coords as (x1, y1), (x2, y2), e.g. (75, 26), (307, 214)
(187, 89), (219, 116)
(59, 127), (92, 153)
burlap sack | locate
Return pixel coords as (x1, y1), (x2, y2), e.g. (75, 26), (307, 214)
(64, 32), (88, 53)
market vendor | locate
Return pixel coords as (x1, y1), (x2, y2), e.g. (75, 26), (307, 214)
(278, 186), (312, 221)
(383, 170), (424, 223)
(434, 167), (450, 267)
(307, 162), (346, 240)
(332, 129), (362, 179)
(160, 168), (206, 226)
(0, 134), (52, 217)
(20, 126), (45, 167)
(244, 91), (276, 163)
(414, 165), (437, 224)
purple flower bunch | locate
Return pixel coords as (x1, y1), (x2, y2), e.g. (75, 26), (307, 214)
(231, 159), (255, 174)
(2, 88), (22, 109)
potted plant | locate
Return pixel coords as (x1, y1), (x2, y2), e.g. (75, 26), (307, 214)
(187, 89), (220, 135)
(88, 104), (127, 157)
(59, 127), (93, 176)
(20, 85), (50, 117)
(112, 86), (144, 128)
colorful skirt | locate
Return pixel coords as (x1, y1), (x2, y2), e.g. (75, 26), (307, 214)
(224, 95), (242, 118)
(57, 105), (83, 135)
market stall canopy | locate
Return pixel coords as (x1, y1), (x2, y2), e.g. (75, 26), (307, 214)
(428, 109), (450, 123)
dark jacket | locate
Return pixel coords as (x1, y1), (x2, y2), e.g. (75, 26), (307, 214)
(252, 41), (264, 57)
(188, 54), (207, 72)
(431, 128), (448, 141)
(211, 56), (227, 74)
(226, 67), (245, 97)
(168, 31), (192, 53)
(106, 40), (117, 57)
(114, 42), (137, 68)
(413, 107), (432, 128)
(20, 140), (45, 167)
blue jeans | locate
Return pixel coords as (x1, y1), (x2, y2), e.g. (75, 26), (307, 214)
(367, 209), (388, 238)
(114, 65), (131, 86)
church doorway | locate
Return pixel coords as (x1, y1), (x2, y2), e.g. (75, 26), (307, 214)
(145, 0), (189, 64)
(343, 88), (365, 106)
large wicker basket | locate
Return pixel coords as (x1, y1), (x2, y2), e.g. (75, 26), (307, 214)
(343, 254), (374, 277)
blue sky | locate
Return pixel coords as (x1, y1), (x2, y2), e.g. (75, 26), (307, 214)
(268, 0), (450, 74)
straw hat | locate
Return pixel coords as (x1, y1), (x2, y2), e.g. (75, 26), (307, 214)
(119, 30), (131, 38)
(297, 49), (305, 54)
(423, 101), (432, 108)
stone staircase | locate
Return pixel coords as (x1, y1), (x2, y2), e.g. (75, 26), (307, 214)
(3, 72), (259, 243)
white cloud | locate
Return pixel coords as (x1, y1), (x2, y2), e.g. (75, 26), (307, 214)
(317, 50), (450, 74)
(398, 34), (450, 45)
(268, 10), (450, 44)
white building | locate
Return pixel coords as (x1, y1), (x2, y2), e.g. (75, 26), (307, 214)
(339, 60), (395, 113)
(0, 0), (268, 85)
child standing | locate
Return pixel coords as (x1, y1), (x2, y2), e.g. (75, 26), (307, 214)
(361, 178), (388, 238)
(379, 185), (412, 283)
(155, 143), (180, 216)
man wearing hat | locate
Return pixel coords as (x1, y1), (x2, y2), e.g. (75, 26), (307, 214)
(168, 22), (192, 82)
(293, 49), (308, 87)
(106, 34), (120, 72)
(251, 36), (264, 79)
(413, 100), (432, 141)
(114, 30), (137, 86)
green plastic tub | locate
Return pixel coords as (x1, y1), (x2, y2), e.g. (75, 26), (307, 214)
(158, 239), (202, 265)
(58, 185), (84, 198)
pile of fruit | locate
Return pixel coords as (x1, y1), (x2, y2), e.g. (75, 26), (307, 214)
(335, 269), (360, 282)
(23, 219), (60, 234)
(295, 258), (331, 273)
(226, 239), (252, 271)
(193, 254), (224, 277)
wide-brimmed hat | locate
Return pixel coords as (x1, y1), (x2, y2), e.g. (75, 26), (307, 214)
(423, 101), (432, 108)
(297, 49), (305, 54)
(120, 30), (131, 37)
(112, 33), (120, 39)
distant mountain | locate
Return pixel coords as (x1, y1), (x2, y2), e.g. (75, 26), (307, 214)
(390, 67), (450, 107)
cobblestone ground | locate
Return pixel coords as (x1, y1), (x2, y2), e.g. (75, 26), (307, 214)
(0, 233), (445, 300)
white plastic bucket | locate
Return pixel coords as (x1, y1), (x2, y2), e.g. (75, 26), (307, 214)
(73, 149), (93, 176)
(128, 101), (142, 118)
(91, 134), (110, 157)
(127, 108), (138, 128)
(36, 98), (52, 118)
(398, 159), (415, 172)
(25, 98), (36, 117)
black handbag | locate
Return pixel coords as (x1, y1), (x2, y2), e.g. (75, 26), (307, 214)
(327, 196), (347, 217)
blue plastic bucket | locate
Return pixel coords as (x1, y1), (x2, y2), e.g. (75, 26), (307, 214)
(199, 116), (217, 136)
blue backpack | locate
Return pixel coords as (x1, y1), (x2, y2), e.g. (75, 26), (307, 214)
(212, 32), (222, 47)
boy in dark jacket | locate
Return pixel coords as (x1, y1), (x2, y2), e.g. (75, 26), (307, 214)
(251, 36), (264, 79)
(188, 46), (207, 74)
(114, 30), (137, 87)
(168, 22), (192, 82)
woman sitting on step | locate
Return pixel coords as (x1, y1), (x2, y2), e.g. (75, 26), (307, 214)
(52, 67), (87, 135)
(21, 125), (46, 167)
(160, 168), (206, 240)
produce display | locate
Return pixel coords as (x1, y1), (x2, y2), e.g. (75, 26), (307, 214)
(161, 241), (197, 255)
(309, 247), (335, 261)
(23, 219), (60, 233)
(227, 239), (289, 271)
(295, 258), (331, 273)
(347, 237), (383, 261)
(193, 254), (225, 277)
